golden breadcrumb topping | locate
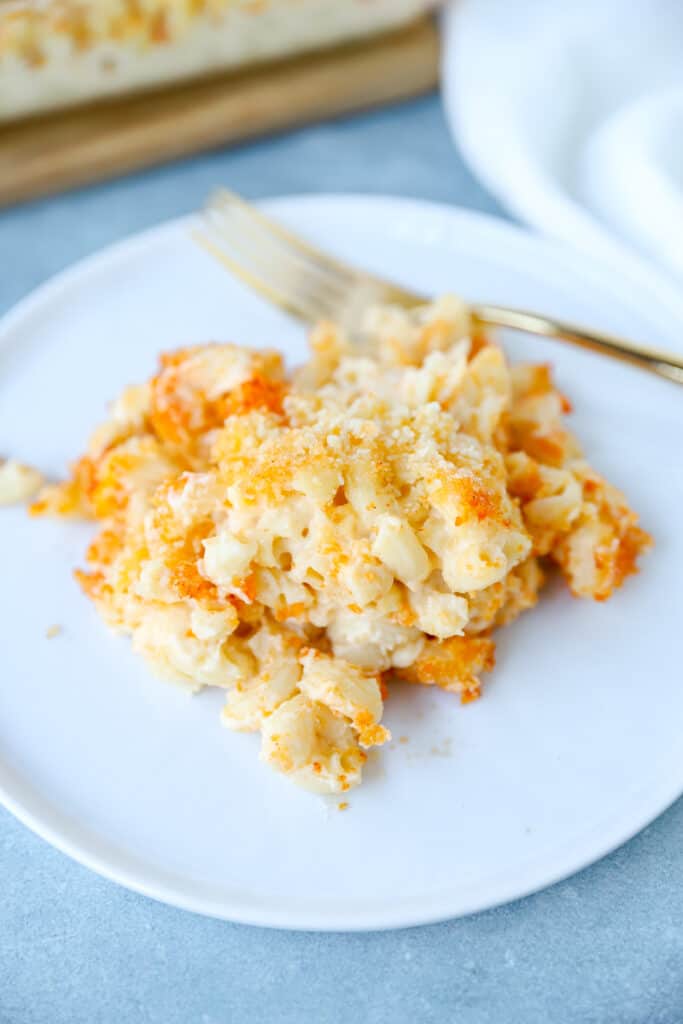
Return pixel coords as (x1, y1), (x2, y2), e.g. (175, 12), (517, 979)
(32, 296), (651, 792)
(1, 1), (242, 66)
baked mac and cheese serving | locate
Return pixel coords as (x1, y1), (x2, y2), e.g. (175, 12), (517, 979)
(33, 297), (651, 793)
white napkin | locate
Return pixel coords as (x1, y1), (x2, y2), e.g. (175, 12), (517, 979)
(442, 0), (683, 285)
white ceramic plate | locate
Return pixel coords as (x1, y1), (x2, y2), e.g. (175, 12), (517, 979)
(1, 195), (682, 931)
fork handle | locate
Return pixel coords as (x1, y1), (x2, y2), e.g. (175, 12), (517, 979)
(472, 304), (683, 386)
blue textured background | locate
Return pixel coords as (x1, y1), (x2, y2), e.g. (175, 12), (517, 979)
(2, 97), (682, 1024)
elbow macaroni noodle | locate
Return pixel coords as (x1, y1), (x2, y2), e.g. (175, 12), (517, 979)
(32, 296), (651, 792)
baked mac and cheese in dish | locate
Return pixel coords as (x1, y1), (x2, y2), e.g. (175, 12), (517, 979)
(32, 296), (651, 793)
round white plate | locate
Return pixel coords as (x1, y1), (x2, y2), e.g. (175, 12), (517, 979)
(1, 195), (682, 931)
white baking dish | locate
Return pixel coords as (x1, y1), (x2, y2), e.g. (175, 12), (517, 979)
(0, 0), (439, 123)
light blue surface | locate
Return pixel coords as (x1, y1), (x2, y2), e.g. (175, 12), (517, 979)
(1, 96), (682, 1024)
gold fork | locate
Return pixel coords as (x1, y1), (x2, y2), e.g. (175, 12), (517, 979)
(195, 189), (683, 387)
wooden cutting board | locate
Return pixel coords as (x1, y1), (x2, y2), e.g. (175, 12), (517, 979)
(0, 17), (438, 208)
